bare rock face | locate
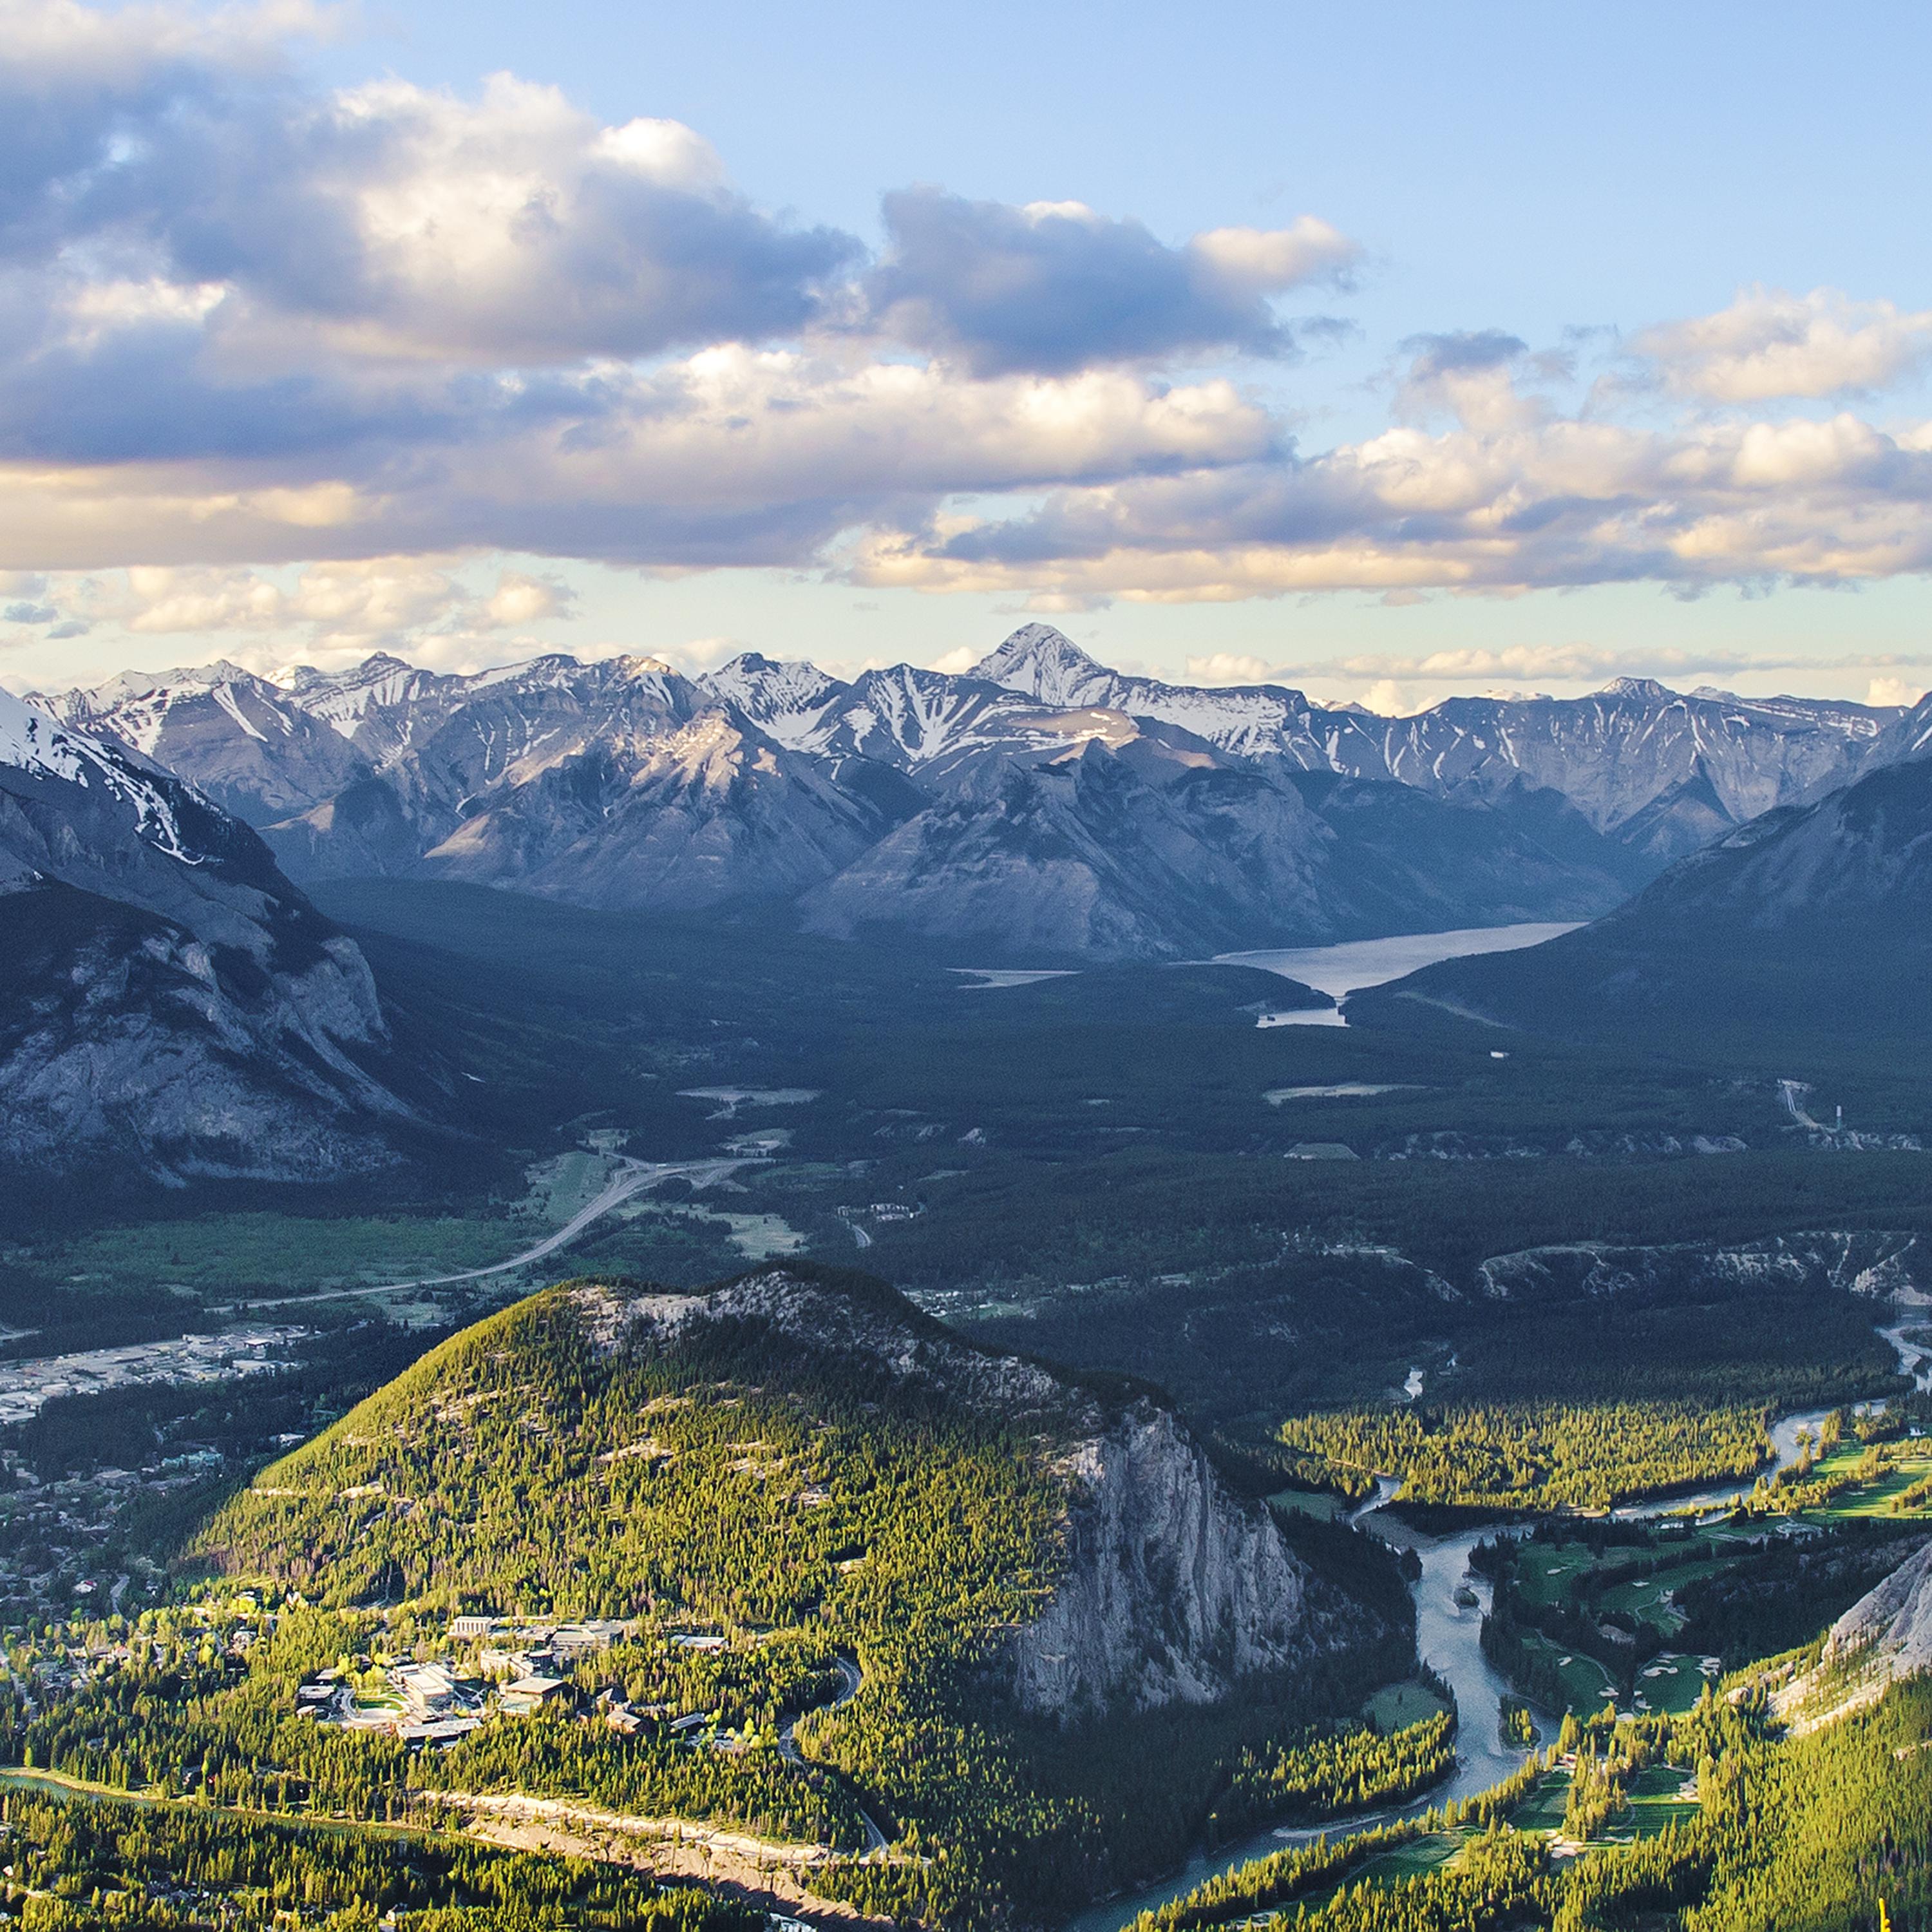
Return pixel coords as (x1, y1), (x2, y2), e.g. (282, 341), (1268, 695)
(1824, 1539), (1932, 1684)
(1776, 1535), (1932, 1732)
(1010, 1403), (1309, 1716)
(1476, 1231), (1932, 1305)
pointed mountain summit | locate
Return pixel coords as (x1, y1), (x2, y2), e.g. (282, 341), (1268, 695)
(970, 624), (1121, 706)
(1598, 676), (1680, 703)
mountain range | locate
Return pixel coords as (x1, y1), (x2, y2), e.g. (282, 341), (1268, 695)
(5, 624), (1924, 1183)
(30, 625), (1899, 962)
(1350, 688), (1932, 1061)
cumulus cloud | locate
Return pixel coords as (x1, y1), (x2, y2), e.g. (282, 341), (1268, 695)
(1867, 675), (1928, 708)
(88, 558), (573, 654)
(850, 406), (1932, 600)
(1183, 652), (1274, 685)
(862, 190), (1358, 375)
(1395, 330), (1549, 431)
(1630, 287), (1932, 403)
(2, 5), (857, 368)
(10, 1), (1932, 629)
(0, 345), (1275, 570)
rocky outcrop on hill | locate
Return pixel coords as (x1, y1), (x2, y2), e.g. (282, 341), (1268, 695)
(1775, 1535), (1932, 1732)
(577, 1267), (1327, 1719)
(1476, 1231), (1932, 1307)
(1010, 1404), (1309, 1714)
(1822, 1539), (1932, 1684)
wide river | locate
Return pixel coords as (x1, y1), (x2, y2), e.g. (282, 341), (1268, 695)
(1067, 1408), (1834, 1932)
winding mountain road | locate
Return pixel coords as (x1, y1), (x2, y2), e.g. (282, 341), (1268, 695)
(216, 1157), (768, 1314)
(779, 1655), (888, 1853)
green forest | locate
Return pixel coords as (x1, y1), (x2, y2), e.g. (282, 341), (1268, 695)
(0, 1269), (1446, 1930)
(0, 1783), (759, 1931)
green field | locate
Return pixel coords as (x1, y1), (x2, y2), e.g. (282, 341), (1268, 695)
(1790, 1438), (1932, 1520)
(1517, 1632), (1620, 1712)
(1362, 1680), (1450, 1733)
(1513, 1544), (1602, 1609)
(1506, 1771), (1571, 1832)
(1632, 1655), (1714, 1715)
(14, 1209), (534, 1302)
(1623, 1760), (1701, 1833)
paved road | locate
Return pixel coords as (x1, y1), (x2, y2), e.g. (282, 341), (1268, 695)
(216, 1157), (768, 1314)
(779, 1654), (887, 1852)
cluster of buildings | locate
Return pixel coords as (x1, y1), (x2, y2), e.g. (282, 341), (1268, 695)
(294, 1615), (749, 1748)
(0, 1327), (307, 1429)
(298, 1615), (658, 1743)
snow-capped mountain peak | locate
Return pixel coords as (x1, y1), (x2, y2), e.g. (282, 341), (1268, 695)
(1600, 676), (1680, 702)
(969, 625), (1118, 706)
(0, 682), (205, 863)
(0, 683), (96, 786)
(697, 652), (848, 749)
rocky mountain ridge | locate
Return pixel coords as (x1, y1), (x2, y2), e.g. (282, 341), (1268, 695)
(35, 625), (1882, 961)
(1349, 736), (1932, 1052)
(0, 686), (410, 1183)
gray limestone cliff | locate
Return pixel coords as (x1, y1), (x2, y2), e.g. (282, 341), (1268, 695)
(1010, 1402), (1310, 1715)
(1776, 1535), (1932, 1732)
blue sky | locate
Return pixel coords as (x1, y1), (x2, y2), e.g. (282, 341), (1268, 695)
(6, 0), (1932, 706)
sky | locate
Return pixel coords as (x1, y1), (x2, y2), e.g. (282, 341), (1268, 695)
(6, 0), (1932, 710)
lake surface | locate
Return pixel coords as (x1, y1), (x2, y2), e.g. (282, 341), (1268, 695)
(1217, 922), (1582, 1011)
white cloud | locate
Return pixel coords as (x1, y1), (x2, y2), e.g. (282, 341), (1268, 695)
(1632, 287), (1932, 402)
(12, 2), (1932, 637)
(1188, 218), (1359, 294)
(0, 348), (1274, 571)
(850, 404), (1932, 601)
(1183, 652), (1274, 685)
(925, 645), (982, 675)
(1867, 675), (1927, 708)
(482, 571), (574, 629)
(84, 558), (578, 659)
(1352, 679), (1416, 715)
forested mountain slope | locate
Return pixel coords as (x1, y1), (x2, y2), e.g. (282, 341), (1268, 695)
(183, 1264), (1419, 1923)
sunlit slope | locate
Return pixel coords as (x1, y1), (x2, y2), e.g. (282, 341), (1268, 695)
(196, 1263), (1408, 1925)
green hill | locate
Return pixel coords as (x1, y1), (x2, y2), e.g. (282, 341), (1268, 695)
(8, 1265), (1434, 1928)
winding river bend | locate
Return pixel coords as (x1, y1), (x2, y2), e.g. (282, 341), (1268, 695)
(1067, 1408), (1835, 1932)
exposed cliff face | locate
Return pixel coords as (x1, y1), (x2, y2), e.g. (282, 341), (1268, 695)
(1823, 1539), (1932, 1683)
(578, 1268), (1324, 1720)
(1776, 1535), (1932, 1731)
(1011, 1403), (1309, 1715)
(1476, 1231), (1932, 1306)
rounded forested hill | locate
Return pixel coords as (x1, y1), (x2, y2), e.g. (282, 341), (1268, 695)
(188, 1263), (1415, 1927)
